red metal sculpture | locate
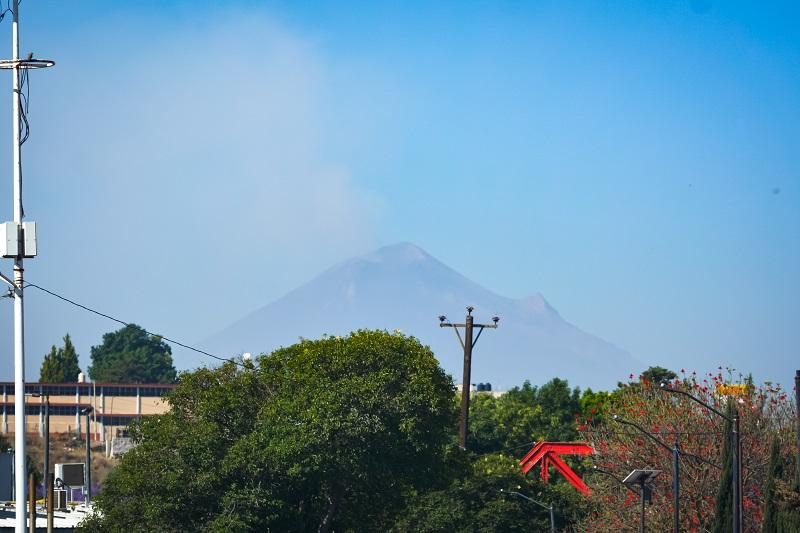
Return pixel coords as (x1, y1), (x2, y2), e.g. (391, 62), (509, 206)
(519, 442), (593, 495)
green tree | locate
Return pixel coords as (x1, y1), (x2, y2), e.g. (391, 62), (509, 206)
(39, 334), (82, 382)
(711, 400), (734, 533)
(763, 436), (800, 532)
(467, 378), (588, 456)
(87, 324), (176, 383)
(80, 330), (457, 532)
(394, 453), (592, 532)
(764, 437), (782, 532)
(639, 365), (677, 385)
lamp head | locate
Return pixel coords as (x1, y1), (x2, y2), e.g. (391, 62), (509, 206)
(492, 316), (499, 324)
(438, 315), (446, 323)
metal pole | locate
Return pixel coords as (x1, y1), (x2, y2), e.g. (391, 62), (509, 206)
(85, 411), (91, 505)
(672, 444), (679, 533)
(92, 382), (97, 442)
(640, 480), (646, 533)
(795, 370), (800, 490)
(43, 397), (49, 510)
(733, 409), (741, 533)
(549, 505), (555, 533)
(11, 2), (27, 531)
(458, 311), (474, 449)
(46, 473), (53, 533)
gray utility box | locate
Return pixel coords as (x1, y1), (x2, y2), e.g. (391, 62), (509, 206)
(53, 489), (68, 510)
(0, 220), (36, 258)
(0, 452), (11, 501)
(55, 462), (85, 488)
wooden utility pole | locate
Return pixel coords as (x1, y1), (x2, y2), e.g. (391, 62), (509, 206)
(439, 307), (499, 449)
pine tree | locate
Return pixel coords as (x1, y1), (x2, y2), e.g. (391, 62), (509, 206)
(88, 324), (176, 383)
(39, 334), (82, 382)
(763, 437), (781, 532)
(711, 400), (734, 533)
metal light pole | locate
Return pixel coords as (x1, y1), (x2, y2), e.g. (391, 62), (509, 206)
(795, 370), (800, 490)
(499, 489), (555, 533)
(590, 467), (658, 533)
(613, 415), (681, 533)
(11, 6), (25, 528)
(733, 409), (741, 531)
(661, 383), (741, 533)
(622, 470), (661, 533)
(671, 441), (679, 533)
(439, 307), (498, 450)
(0, 3), (54, 532)
(81, 407), (93, 506)
(43, 397), (48, 504)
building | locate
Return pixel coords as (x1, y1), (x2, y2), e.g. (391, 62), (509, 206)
(0, 381), (175, 443)
(454, 382), (506, 398)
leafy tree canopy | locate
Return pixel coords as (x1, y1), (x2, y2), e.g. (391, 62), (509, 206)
(639, 365), (677, 385)
(81, 330), (458, 532)
(394, 453), (591, 532)
(467, 378), (584, 454)
(39, 333), (82, 382)
(87, 324), (176, 383)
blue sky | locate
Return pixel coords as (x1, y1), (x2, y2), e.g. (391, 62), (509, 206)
(0, 0), (797, 387)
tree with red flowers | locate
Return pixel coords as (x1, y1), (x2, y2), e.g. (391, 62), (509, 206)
(575, 369), (796, 532)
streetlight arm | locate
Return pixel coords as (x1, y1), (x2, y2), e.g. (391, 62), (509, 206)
(0, 270), (13, 288)
(679, 450), (722, 470)
(499, 490), (550, 511)
(590, 467), (638, 495)
(660, 384), (729, 421)
(612, 413), (721, 469)
(612, 415), (674, 454)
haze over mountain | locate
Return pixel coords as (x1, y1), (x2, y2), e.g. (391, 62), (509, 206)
(202, 243), (639, 390)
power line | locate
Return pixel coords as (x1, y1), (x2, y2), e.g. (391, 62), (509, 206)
(581, 428), (723, 436)
(23, 281), (246, 368)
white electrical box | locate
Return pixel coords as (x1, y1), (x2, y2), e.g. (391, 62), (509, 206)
(0, 221), (37, 258)
(0, 221), (17, 258)
(22, 221), (36, 258)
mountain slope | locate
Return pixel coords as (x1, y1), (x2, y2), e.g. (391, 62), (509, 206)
(202, 243), (638, 390)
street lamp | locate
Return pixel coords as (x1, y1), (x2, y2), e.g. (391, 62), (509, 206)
(611, 414), (721, 533)
(498, 489), (555, 532)
(79, 406), (93, 506)
(622, 469), (661, 533)
(660, 382), (741, 533)
(612, 414), (679, 533)
(590, 466), (659, 533)
(590, 465), (635, 491)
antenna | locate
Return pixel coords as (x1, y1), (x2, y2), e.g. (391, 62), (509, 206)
(0, 2), (55, 531)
